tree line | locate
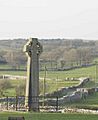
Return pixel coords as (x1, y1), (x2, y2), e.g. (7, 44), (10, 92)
(0, 39), (98, 69)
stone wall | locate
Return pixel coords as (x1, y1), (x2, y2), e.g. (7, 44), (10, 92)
(45, 77), (90, 97)
(0, 76), (94, 107)
(45, 77), (92, 106)
(0, 75), (26, 80)
(46, 89), (89, 106)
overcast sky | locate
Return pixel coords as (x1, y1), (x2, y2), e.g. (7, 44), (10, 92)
(0, 0), (98, 40)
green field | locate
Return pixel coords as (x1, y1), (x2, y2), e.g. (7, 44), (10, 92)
(0, 70), (26, 76)
(40, 65), (97, 80)
(0, 79), (79, 96)
(0, 65), (98, 106)
(0, 65), (98, 96)
(0, 64), (26, 70)
(0, 65), (97, 80)
(63, 92), (98, 110)
(0, 112), (98, 120)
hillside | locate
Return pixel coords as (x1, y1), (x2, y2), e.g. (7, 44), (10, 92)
(0, 38), (98, 69)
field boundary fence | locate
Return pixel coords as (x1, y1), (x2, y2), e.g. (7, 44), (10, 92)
(0, 96), (62, 112)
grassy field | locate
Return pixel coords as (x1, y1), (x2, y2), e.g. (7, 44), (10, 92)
(0, 65), (97, 80)
(40, 65), (97, 80)
(0, 65), (98, 112)
(3, 79), (25, 96)
(0, 65), (98, 96)
(0, 70), (26, 76)
(0, 64), (26, 69)
(0, 112), (98, 120)
(63, 92), (98, 110)
(40, 79), (79, 94)
(0, 79), (79, 96)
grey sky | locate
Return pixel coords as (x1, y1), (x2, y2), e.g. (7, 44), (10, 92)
(0, 0), (98, 39)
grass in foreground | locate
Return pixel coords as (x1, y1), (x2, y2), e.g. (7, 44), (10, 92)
(0, 112), (98, 120)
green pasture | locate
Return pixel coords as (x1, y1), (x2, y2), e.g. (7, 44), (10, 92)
(0, 112), (98, 120)
(0, 79), (79, 96)
(3, 79), (25, 96)
(0, 64), (26, 70)
(0, 65), (97, 81)
(0, 64), (12, 69)
(0, 70), (26, 76)
(63, 92), (98, 109)
(0, 65), (98, 95)
(40, 79), (79, 94)
(40, 65), (97, 80)
(0, 65), (98, 96)
(0, 65), (98, 110)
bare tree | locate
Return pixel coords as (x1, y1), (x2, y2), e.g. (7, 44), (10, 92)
(0, 80), (12, 96)
(4, 50), (26, 69)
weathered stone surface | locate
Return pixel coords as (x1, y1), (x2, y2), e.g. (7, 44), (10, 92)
(23, 38), (43, 111)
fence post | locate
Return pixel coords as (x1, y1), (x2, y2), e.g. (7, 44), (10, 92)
(16, 96), (18, 111)
(56, 96), (58, 112)
(6, 96), (8, 110)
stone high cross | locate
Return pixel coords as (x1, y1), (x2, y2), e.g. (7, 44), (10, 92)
(23, 38), (43, 111)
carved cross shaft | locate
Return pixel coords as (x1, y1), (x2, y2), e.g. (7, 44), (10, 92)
(23, 38), (43, 112)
